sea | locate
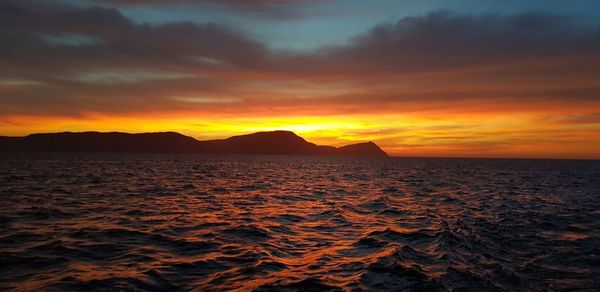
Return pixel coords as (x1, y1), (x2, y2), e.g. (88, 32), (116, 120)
(1, 153), (599, 291)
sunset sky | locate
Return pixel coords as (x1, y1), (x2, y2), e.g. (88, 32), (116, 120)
(1, 0), (600, 158)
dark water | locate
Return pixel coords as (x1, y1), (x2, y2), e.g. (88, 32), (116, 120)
(1, 154), (599, 291)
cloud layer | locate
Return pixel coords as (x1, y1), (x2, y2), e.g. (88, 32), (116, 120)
(1, 0), (600, 157)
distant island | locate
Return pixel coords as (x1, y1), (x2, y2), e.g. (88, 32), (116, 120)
(0, 131), (388, 157)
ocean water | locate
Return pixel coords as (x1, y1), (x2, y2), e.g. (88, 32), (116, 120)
(1, 154), (599, 291)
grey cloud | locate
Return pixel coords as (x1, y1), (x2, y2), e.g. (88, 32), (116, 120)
(281, 10), (600, 75)
(95, 0), (326, 20)
(1, 2), (600, 116)
(0, 0), (267, 78)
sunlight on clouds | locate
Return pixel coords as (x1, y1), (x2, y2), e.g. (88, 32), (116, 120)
(0, 79), (44, 90)
(171, 97), (241, 104)
(6, 112), (599, 158)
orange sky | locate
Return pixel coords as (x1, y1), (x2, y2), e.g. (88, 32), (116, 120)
(3, 107), (600, 158)
(1, 2), (600, 158)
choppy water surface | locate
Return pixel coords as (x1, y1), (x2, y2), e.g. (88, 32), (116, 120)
(1, 154), (599, 291)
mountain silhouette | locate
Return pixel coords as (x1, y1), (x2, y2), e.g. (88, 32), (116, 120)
(0, 131), (388, 157)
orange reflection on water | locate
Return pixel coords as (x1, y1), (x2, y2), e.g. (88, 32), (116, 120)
(2, 155), (598, 290)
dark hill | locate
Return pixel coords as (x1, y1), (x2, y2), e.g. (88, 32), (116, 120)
(0, 132), (200, 153)
(0, 131), (388, 157)
(209, 131), (337, 155)
(337, 142), (389, 157)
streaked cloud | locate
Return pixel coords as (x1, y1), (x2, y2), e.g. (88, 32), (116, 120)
(1, 0), (600, 158)
(38, 33), (105, 46)
(171, 97), (240, 104)
(65, 70), (197, 85)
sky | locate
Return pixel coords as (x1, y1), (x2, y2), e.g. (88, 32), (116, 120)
(1, 0), (600, 158)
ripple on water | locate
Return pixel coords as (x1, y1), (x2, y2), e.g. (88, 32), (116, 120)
(1, 154), (599, 290)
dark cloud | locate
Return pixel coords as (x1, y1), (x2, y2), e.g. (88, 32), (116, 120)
(96, 0), (325, 20)
(98, 0), (318, 4)
(1, 2), (600, 117)
(0, 0), (267, 76)
(282, 10), (600, 74)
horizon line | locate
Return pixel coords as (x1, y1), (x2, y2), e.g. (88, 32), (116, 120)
(2, 130), (599, 161)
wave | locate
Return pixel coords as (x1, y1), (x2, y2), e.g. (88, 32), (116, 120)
(1, 154), (598, 290)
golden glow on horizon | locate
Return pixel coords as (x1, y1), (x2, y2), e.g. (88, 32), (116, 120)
(2, 112), (599, 159)
(2, 2), (600, 161)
